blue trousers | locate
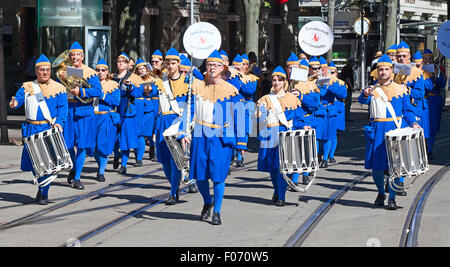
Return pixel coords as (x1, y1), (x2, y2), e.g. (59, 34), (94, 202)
(94, 149), (108, 175)
(135, 136), (146, 161)
(196, 179), (225, 214)
(372, 170), (404, 200)
(162, 158), (181, 197)
(270, 169), (287, 201)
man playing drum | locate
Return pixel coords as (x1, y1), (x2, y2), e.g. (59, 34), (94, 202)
(358, 54), (420, 210)
(10, 54), (68, 205)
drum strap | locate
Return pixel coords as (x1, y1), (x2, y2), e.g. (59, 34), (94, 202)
(268, 94), (292, 129)
(373, 86), (402, 128)
(31, 80), (55, 126)
(161, 77), (182, 117)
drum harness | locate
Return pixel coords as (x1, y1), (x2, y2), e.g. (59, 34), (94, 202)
(27, 81), (59, 187)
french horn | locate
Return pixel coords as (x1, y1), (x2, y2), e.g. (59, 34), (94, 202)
(52, 50), (93, 104)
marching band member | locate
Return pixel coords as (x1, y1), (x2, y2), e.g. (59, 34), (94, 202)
(328, 61), (347, 163)
(10, 54), (68, 204)
(93, 59), (121, 182)
(422, 49), (446, 159)
(151, 49), (164, 71)
(370, 44), (397, 85)
(180, 50), (247, 225)
(285, 52), (300, 86)
(64, 41), (103, 190)
(179, 55), (204, 81)
(290, 59), (321, 187)
(113, 52), (144, 174)
(256, 66), (310, 206)
(219, 50), (229, 66)
(358, 54), (420, 210)
(132, 58), (156, 166)
(316, 57), (347, 168)
(135, 58), (160, 162)
(156, 47), (193, 205)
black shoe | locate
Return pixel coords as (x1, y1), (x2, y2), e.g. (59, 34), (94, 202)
(329, 158), (336, 164)
(373, 194), (386, 207)
(36, 192), (49, 205)
(165, 194), (177, 205)
(200, 200), (214, 220)
(188, 184), (198, 193)
(302, 174), (310, 185)
(149, 146), (156, 161)
(387, 199), (398, 210)
(212, 212), (222, 225)
(135, 160), (143, 167)
(320, 160), (328, 168)
(271, 194), (278, 203)
(67, 169), (75, 184)
(73, 180), (85, 190)
(236, 161), (244, 168)
(118, 166), (127, 175)
(276, 199), (285, 207)
(113, 157), (120, 169)
(96, 174), (105, 182)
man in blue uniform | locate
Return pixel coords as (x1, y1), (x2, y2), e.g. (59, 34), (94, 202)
(10, 54), (68, 204)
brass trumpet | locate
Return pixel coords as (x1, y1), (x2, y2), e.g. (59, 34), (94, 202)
(393, 72), (408, 84)
(52, 50), (93, 104)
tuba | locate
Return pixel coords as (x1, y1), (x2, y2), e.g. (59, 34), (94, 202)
(52, 50), (93, 104)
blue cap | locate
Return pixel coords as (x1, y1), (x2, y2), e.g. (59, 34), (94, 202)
(412, 51), (423, 63)
(272, 65), (287, 79)
(309, 56), (320, 66)
(35, 54), (51, 67)
(286, 52), (300, 65)
(135, 58), (146, 68)
(165, 47), (180, 61)
(328, 61), (337, 70)
(96, 58), (109, 69)
(299, 59), (309, 70)
(180, 57), (192, 69)
(233, 54), (243, 66)
(219, 50), (228, 60)
(397, 41), (410, 52)
(377, 54), (393, 67)
(423, 49), (433, 56)
(386, 44), (397, 53)
(69, 41), (83, 53)
(152, 49), (163, 59)
(206, 50), (224, 64)
(241, 53), (249, 64)
(118, 52), (129, 61)
(319, 57), (328, 67)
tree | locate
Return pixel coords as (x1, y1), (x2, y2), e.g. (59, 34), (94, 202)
(0, 4), (9, 144)
(385, 0), (398, 50)
(243, 0), (261, 55)
(115, 0), (147, 61)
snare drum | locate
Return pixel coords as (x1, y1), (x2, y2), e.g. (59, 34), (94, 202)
(23, 127), (73, 186)
(278, 129), (319, 192)
(385, 127), (429, 191)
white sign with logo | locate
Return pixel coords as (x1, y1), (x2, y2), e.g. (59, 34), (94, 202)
(298, 21), (334, 56)
(183, 22), (222, 60)
(437, 20), (450, 58)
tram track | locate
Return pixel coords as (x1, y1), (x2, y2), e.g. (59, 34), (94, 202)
(399, 164), (450, 247)
(59, 159), (259, 246)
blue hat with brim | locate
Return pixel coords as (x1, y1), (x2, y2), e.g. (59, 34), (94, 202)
(319, 57), (328, 67)
(165, 47), (180, 61)
(35, 54), (51, 68)
(328, 61), (337, 70)
(387, 44), (397, 53)
(299, 59), (309, 70)
(135, 58), (146, 68)
(286, 52), (300, 66)
(412, 51), (423, 63)
(96, 58), (108, 69)
(118, 52), (129, 61)
(241, 53), (249, 64)
(397, 41), (410, 53)
(272, 65), (287, 79)
(180, 57), (192, 69)
(233, 54), (243, 66)
(219, 50), (228, 60)
(69, 41), (83, 53)
(309, 56), (320, 66)
(152, 49), (163, 59)
(206, 50), (224, 64)
(377, 54), (393, 68)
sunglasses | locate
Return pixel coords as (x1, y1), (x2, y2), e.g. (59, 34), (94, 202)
(311, 67), (320, 71)
(96, 68), (108, 72)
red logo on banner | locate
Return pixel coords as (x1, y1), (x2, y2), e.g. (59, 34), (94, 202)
(200, 36), (206, 44)
(313, 34), (319, 42)
(276, 0), (289, 4)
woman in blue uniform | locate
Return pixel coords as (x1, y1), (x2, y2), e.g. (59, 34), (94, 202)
(10, 54), (68, 204)
(93, 59), (121, 181)
(358, 54), (420, 210)
(256, 66), (310, 206)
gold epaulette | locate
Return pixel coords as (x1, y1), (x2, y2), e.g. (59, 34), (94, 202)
(228, 68), (241, 79)
(293, 81), (318, 95)
(127, 73), (144, 87)
(23, 79), (66, 99)
(195, 79), (239, 103)
(81, 65), (98, 81)
(247, 73), (259, 82)
(101, 79), (119, 94)
(257, 92), (301, 112)
(404, 66), (423, 84)
(372, 81), (408, 101)
(422, 70), (433, 80)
